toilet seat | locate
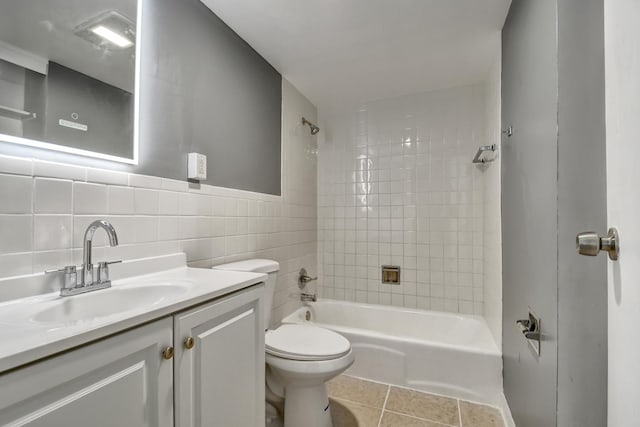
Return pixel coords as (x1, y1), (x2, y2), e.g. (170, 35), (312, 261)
(266, 324), (351, 361)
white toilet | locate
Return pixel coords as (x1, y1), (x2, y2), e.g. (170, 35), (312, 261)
(213, 259), (354, 427)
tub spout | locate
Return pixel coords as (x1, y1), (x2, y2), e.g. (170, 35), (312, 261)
(300, 293), (317, 302)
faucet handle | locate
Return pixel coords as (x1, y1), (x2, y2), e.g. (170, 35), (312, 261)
(45, 265), (78, 290)
(298, 268), (318, 289)
(45, 265), (76, 274)
(97, 260), (121, 285)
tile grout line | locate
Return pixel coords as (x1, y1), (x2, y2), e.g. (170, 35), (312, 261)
(382, 409), (457, 427)
(377, 385), (391, 427)
(457, 398), (463, 427)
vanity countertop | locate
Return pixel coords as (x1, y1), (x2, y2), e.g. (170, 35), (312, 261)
(0, 253), (266, 373)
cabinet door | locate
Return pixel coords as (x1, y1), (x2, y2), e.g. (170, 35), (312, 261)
(174, 284), (264, 427)
(0, 318), (174, 427)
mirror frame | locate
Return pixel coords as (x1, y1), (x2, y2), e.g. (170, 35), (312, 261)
(0, 0), (142, 165)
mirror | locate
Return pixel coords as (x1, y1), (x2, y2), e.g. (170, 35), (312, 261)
(0, 0), (140, 164)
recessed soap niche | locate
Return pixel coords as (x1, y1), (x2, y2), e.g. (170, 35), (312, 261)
(381, 265), (400, 285)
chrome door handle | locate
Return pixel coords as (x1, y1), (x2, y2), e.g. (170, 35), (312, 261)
(576, 227), (619, 260)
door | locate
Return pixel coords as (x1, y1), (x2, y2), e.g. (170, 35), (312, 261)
(174, 285), (265, 427)
(604, 1), (640, 425)
(0, 318), (174, 427)
(501, 1), (559, 426)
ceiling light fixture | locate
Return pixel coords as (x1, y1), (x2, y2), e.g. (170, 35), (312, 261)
(90, 25), (133, 48)
(75, 11), (136, 50)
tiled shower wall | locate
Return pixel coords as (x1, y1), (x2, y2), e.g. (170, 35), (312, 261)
(0, 79), (317, 326)
(317, 84), (487, 314)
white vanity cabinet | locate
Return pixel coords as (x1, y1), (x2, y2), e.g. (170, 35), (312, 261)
(0, 284), (265, 427)
(174, 284), (265, 427)
(0, 318), (175, 427)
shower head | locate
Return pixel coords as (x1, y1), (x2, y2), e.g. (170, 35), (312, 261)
(302, 117), (320, 135)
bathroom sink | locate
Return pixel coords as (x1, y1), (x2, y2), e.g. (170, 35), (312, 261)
(32, 283), (190, 324)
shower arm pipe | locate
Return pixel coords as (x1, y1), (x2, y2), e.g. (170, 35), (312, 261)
(301, 117), (320, 135)
(301, 117), (315, 127)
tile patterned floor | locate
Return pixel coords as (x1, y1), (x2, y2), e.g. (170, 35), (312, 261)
(327, 375), (505, 427)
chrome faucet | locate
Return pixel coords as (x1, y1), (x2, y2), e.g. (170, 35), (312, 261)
(46, 220), (120, 296)
(82, 220), (119, 286)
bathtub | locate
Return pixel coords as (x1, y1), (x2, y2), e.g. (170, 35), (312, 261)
(281, 299), (503, 406)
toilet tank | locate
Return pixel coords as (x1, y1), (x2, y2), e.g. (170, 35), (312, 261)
(212, 259), (279, 328)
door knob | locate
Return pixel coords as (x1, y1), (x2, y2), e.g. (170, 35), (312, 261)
(576, 227), (619, 260)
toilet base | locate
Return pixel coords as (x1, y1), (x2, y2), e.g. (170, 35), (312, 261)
(283, 383), (333, 427)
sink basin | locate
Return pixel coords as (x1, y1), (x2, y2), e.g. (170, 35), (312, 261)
(32, 283), (190, 324)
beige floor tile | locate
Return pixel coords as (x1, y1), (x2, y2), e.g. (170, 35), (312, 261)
(459, 401), (504, 427)
(380, 411), (452, 427)
(327, 375), (389, 409)
(330, 398), (383, 427)
(385, 387), (460, 426)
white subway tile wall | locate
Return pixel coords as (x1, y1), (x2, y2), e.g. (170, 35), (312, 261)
(0, 80), (317, 326)
(317, 84), (487, 315)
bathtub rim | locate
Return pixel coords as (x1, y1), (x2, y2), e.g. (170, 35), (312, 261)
(281, 298), (501, 356)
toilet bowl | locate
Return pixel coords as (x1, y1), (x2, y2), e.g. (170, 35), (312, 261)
(213, 260), (354, 427)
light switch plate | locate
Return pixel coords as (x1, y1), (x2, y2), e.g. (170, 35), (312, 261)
(188, 152), (207, 180)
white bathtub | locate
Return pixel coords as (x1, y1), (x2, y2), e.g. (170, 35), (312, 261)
(282, 299), (503, 406)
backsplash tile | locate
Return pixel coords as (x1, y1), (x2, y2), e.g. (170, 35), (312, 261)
(0, 215), (32, 254)
(34, 178), (73, 214)
(33, 215), (72, 251)
(0, 174), (32, 214)
(0, 79), (317, 326)
(73, 182), (108, 214)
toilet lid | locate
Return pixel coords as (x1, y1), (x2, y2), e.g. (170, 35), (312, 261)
(265, 324), (351, 361)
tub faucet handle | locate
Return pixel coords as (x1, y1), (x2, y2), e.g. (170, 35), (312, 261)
(298, 268), (317, 289)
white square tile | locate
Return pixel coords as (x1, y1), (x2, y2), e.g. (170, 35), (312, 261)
(135, 188), (160, 215)
(135, 216), (158, 243)
(0, 215), (32, 253)
(107, 186), (135, 215)
(74, 182), (107, 214)
(0, 174), (32, 214)
(34, 178), (72, 214)
(158, 216), (179, 240)
(33, 215), (72, 250)
(158, 191), (180, 215)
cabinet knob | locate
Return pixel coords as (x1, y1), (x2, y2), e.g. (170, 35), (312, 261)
(184, 337), (195, 350)
(162, 346), (174, 360)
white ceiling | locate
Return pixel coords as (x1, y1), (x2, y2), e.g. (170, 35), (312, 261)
(201, 0), (510, 111)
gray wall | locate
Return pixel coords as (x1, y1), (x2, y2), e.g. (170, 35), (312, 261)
(502, 0), (607, 426)
(556, 0), (607, 425)
(0, 0), (283, 195)
(501, 1), (559, 425)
